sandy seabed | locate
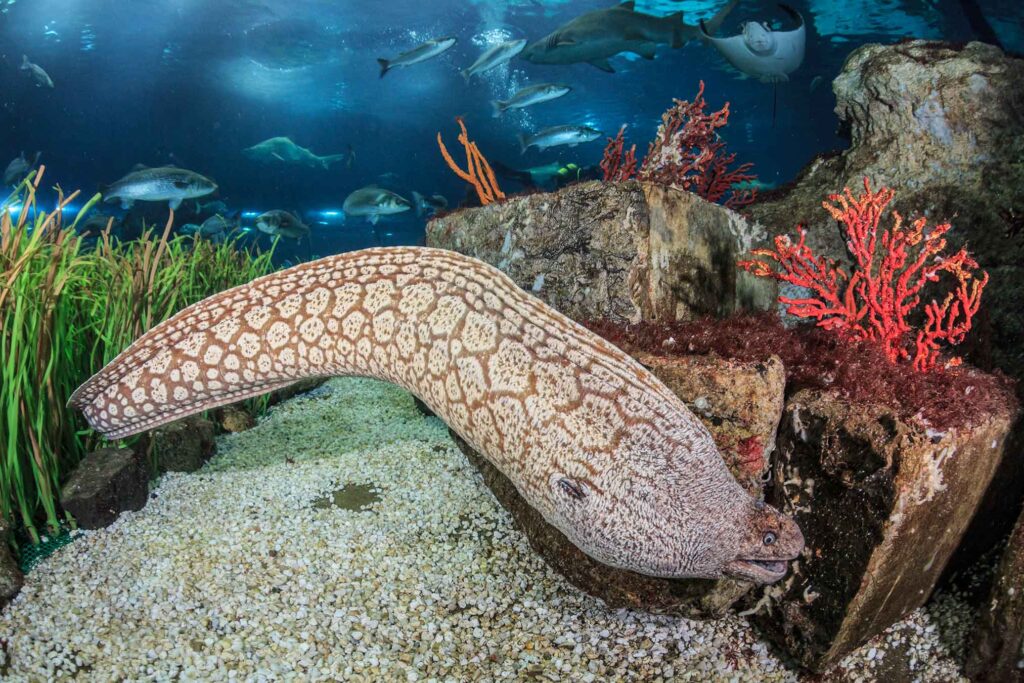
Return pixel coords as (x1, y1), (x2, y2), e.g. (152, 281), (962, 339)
(0, 378), (973, 681)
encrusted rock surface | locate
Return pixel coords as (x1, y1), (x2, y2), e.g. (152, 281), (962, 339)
(752, 389), (1018, 671)
(636, 353), (785, 495)
(966, 503), (1024, 682)
(217, 405), (257, 433)
(427, 180), (773, 324)
(151, 416), (216, 473)
(58, 447), (148, 530)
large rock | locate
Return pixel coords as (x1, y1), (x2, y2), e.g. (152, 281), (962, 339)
(751, 389), (1018, 672)
(151, 416), (216, 473)
(427, 180), (774, 324)
(966, 502), (1024, 682)
(0, 516), (23, 609)
(748, 38), (1024, 588)
(59, 447), (148, 530)
(455, 351), (785, 618)
(750, 41), (1024, 383)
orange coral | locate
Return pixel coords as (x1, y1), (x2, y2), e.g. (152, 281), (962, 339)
(437, 117), (505, 206)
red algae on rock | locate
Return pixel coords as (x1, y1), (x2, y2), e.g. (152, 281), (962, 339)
(585, 313), (1017, 432)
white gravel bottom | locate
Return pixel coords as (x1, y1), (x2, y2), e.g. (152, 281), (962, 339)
(0, 378), (971, 681)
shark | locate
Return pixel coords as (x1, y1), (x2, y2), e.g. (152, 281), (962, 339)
(521, 0), (739, 73)
(242, 137), (351, 170)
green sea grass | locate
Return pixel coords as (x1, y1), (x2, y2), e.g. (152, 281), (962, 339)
(1, 168), (275, 543)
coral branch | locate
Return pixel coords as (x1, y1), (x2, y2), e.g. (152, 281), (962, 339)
(602, 82), (757, 209)
(739, 178), (988, 371)
(600, 125), (637, 182)
(437, 118), (505, 206)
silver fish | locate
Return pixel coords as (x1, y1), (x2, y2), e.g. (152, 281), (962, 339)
(521, 0), (737, 73)
(517, 125), (603, 153)
(104, 166), (217, 211)
(378, 37), (457, 78)
(342, 186), (411, 225)
(20, 55), (54, 88)
(492, 83), (571, 117)
(255, 210), (310, 241)
(461, 38), (528, 82)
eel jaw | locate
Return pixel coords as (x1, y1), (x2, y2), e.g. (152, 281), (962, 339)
(723, 558), (792, 584)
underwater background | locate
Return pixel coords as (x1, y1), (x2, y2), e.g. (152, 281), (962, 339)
(2, 0), (1022, 265)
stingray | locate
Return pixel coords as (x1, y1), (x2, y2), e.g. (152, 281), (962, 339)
(700, 4), (805, 126)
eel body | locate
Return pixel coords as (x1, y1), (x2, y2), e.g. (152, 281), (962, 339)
(71, 247), (802, 582)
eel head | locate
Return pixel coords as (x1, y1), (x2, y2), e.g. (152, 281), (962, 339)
(724, 499), (804, 584)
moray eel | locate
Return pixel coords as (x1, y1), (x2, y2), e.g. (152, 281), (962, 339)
(70, 247), (803, 583)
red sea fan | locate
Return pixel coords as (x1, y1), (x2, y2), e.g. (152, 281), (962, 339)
(738, 178), (989, 371)
(599, 82), (757, 210)
(600, 125), (637, 182)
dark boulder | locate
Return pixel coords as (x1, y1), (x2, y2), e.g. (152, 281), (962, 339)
(751, 389), (1018, 672)
(59, 447), (148, 530)
(966, 501), (1024, 682)
(151, 416), (216, 473)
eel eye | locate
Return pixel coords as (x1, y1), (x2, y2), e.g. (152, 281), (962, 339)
(558, 477), (586, 501)
(763, 531), (777, 546)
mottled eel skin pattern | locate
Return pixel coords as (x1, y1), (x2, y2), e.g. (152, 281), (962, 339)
(72, 247), (802, 583)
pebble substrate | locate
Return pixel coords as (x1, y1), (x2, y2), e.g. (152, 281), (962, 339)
(1, 378), (972, 681)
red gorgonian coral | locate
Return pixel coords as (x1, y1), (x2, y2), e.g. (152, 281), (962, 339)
(600, 81), (757, 210)
(600, 125), (637, 182)
(738, 178), (988, 371)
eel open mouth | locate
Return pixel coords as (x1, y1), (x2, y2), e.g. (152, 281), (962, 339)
(724, 558), (791, 584)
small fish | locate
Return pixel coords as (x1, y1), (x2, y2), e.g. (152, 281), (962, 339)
(412, 191), (448, 217)
(342, 186), (411, 225)
(104, 165), (217, 210)
(197, 199), (229, 215)
(462, 38), (528, 82)
(377, 37), (457, 78)
(20, 55), (54, 88)
(3, 151), (40, 187)
(492, 83), (571, 117)
(517, 125), (603, 153)
(255, 210), (310, 241)
(77, 213), (119, 237)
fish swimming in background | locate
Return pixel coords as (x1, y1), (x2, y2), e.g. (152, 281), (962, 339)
(3, 151), (40, 187)
(518, 125), (603, 153)
(377, 36), (457, 78)
(700, 4), (806, 84)
(462, 38), (528, 82)
(412, 191), (448, 217)
(255, 210), (310, 241)
(181, 213), (239, 240)
(521, 0), (738, 72)
(343, 186), (412, 225)
(492, 160), (579, 189)
(197, 199), (230, 215)
(491, 83), (571, 117)
(103, 165), (217, 210)
(242, 137), (350, 170)
(20, 55), (54, 88)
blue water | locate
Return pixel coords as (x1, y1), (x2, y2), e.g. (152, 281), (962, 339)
(1, 0), (1021, 264)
